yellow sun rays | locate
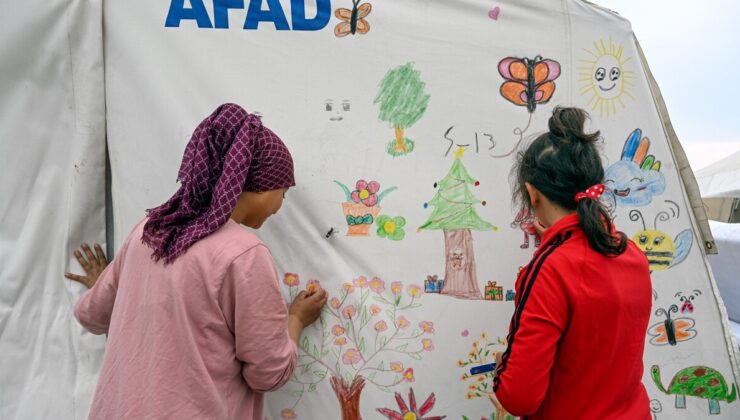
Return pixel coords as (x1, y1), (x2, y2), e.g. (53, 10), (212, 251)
(578, 37), (636, 118)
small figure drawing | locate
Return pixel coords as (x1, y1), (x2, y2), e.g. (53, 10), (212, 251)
(647, 304), (696, 346)
(376, 388), (446, 420)
(604, 128), (665, 208)
(650, 399), (662, 420)
(510, 207), (540, 249)
(374, 62), (430, 157)
(651, 364), (738, 414)
(334, 0), (371, 37)
(676, 289), (702, 314)
(492, 54), (561, 158)
(325, 99), (351, 121)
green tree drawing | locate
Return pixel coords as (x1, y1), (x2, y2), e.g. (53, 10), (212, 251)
(419, 148), (497, 299)
(374, 62), (430, 156)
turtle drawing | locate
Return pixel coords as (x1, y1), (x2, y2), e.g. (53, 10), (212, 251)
(651, 364), (737, 414)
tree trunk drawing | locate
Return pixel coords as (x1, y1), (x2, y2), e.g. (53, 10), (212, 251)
(394, 125), (406, 152)
(330, 375), (366, 420)
(442, 229), (482, 299)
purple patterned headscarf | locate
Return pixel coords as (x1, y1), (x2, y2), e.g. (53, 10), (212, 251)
(142, 103), (295, 264)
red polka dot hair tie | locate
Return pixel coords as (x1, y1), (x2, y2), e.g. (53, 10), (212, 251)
(575, 183), (606, 203)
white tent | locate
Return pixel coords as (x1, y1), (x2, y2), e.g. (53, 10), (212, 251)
(696, 151), (740, 222)
(696, 151), (740, 198)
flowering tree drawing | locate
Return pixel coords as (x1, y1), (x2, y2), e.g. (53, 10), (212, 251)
(280, 273), (435, 420)
(457, 332), (514, 420)
(418, 147), (498, 299)
(374, 62), (430, 157)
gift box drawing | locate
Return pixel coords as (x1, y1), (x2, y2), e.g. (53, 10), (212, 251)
(484, 281), (503, 301)
(424, 275), (444, 293)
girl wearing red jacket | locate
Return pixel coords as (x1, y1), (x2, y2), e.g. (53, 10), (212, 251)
(493, 107), (653, 419)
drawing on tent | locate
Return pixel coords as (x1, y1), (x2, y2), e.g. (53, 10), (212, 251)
(492, 55), (561, 158)
(604, 128), (665, 208)
(650, 399), (663, 420)
(418, 147), (497, 299)
(282, 274), (433, 418)
(334, 0), (372, 38)
(325, 99), (351, 121)
(335, 179), (398, 236)
(647, 304), (697, 346)
(376, 215), (407, 241)
(628, 202), (693, 272)
(510, 206), (541, 249)
(578, 37), (636, 117)
(376, 388), (446, 420)
(651, 365), (738, 414)
(374, 62), (430, 157)
(676, 289), (702, 314)
(457, 332), (512, 420)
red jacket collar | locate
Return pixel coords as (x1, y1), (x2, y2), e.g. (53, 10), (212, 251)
(540, 213), (580, 249)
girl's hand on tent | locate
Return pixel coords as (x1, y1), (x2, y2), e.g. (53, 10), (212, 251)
(289, 289), (328, 327)
(64, 243), (108, 289)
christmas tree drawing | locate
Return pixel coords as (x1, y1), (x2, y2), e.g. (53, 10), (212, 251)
(418, 147), (497, 299)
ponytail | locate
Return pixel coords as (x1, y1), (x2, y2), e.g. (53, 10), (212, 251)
(576, 197), (627, 256)
(513, 106), (628, 256)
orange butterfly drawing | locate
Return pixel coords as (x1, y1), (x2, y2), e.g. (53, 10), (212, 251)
(498, 55), (561, 113)
(334, 0), (372, 37)
(647, 304), (697, 346)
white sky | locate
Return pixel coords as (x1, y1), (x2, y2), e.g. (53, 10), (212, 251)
(594, 0), (740, 170)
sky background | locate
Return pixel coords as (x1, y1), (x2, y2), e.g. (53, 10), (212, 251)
(595, 0), (740, 170)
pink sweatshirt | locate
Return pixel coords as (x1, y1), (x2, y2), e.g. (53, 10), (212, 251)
(75, 218), (297, 420)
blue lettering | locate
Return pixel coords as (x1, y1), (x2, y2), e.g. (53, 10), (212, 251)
(244, 0), (290, 30)
(165, 0), (213, 28)
(214, 0), (245, 29)
(291, 0), (331, 31)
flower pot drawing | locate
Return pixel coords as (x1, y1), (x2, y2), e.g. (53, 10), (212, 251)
(342, 202), (381, 236)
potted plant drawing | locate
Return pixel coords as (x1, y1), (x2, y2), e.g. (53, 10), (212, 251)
(374, 62), (430, 157)
(280, 274), (435, 420)
(335, 179), (397, 236)
(418, 147), (498, 299)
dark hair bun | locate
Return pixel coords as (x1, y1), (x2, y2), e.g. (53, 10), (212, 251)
(548, 106), (600, 144)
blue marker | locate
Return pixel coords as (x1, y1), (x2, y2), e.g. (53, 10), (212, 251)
(469, 363), (497, 375)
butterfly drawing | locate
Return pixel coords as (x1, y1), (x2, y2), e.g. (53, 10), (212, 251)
(498, 55), (561, 113)
(334, 0), (372, 38)
(647, 304), (697, 346)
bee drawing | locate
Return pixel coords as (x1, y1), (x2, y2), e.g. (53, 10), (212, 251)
(647, 304), (696, 346)
(629, 201), (693, 272)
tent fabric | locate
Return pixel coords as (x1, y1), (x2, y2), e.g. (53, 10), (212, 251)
(696, 151), (740, 198)
(0, 0), (107, 419)
(2, 0), (740, 419)
(635, 40), (717, 254)
(101, 0), (740, 418)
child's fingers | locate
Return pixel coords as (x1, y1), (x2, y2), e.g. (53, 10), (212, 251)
(74, 250), (90, 270)
(64, 272), (87, 284)
(94, 244), (107, 266)
(82, 243), (97, 265)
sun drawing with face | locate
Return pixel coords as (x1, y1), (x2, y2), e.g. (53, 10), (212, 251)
(578, 37), (636, 117)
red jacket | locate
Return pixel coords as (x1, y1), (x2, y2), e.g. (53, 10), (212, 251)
(494, 214), (652, 419)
